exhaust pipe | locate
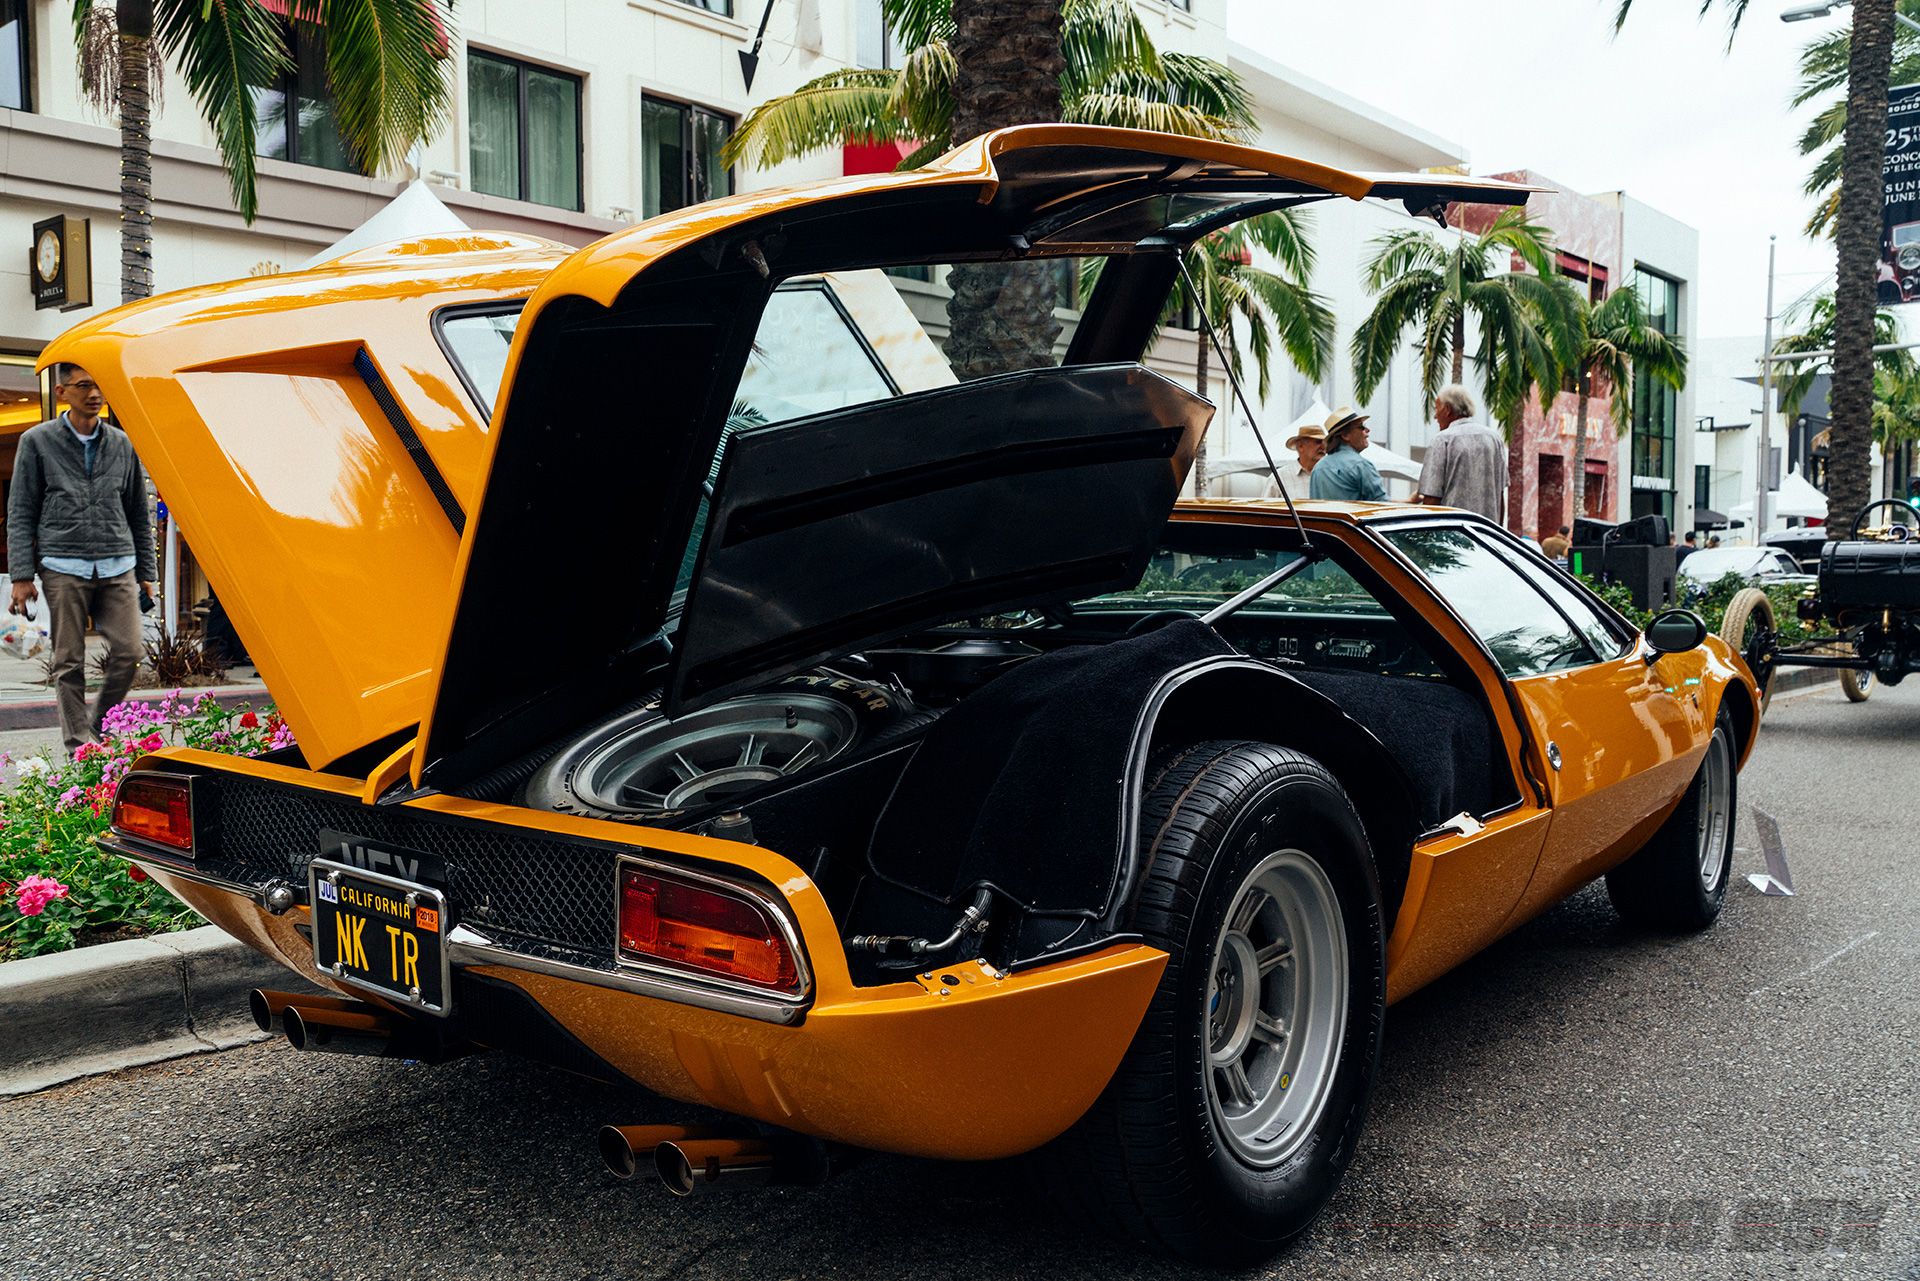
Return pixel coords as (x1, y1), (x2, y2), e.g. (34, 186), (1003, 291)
(248, 988), (364, 1035)
(598, 1125), (717, 1180)
(655, 1138), (777, 1195)
(283, 1004), (477, 1065)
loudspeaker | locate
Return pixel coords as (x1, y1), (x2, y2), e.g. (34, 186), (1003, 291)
(1571, 517), (1616, 546)
(1595, 544), (1679, 611)
(1614, 514), (1671, 547)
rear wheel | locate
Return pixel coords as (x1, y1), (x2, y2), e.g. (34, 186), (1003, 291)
(1027, 741), (1384, 1266)
(1842, 664), (1874, 702)
(1719, 588), (1777, 714)
(1605, 708), (1737, 931)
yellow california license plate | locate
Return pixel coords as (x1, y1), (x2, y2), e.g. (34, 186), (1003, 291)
(309, 856), (451, 1015)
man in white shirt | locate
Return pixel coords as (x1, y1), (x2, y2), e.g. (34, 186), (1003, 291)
(1412, 385), (1507, 522)
(1264, 422), (1327, 502)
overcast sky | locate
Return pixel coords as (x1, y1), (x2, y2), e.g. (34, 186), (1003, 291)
(1229, 0), (1854, 341)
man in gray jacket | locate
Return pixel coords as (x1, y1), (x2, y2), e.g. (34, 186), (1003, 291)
(7, 364), (156, 752)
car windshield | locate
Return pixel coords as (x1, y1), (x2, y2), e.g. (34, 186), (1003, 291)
(1080, 546), (1391, 617)
(1680, 548), (1769, 579)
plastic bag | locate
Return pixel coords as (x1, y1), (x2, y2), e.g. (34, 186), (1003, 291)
(0, 614), (48, 661)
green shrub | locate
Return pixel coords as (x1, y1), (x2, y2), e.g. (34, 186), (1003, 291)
(0, 693), (293, 959)
(1575, 567), (1813, 647)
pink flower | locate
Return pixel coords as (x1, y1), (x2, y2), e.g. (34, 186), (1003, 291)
(138, 734), (165, 752)
(56, 785), (84, 811)
(14, 875), (70, 917)
(73, 742), (98, 762)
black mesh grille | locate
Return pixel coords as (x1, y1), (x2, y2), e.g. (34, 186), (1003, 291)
(207, 776), (620, 961)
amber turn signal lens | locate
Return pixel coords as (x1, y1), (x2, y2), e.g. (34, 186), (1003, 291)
(618, 865), (799, 993)
(112, 776), (194, 851)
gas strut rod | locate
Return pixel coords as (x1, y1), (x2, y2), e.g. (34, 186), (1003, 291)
(846, 887), (993, 960)
(1176, 255), (1316, 555)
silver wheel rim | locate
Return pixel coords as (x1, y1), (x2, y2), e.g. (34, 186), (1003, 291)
(1203, 850), (1347, 1167)
(1696, 730), (1733, 892)
(574, 694), (859, 812)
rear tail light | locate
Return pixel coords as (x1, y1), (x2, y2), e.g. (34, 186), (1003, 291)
(112, 773), (195, 852)
(617, 862), (800, 994)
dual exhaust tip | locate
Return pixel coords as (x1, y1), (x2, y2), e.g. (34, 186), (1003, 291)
(598, 1125), (780, 1195)
(252, 991), (812, 1196)
(249, 989), (477, 1065)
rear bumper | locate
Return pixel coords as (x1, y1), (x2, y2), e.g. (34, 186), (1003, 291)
(103, 829), (1166, 1162)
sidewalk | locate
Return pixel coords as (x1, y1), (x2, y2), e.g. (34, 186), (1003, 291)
(0, 643), (270, 731)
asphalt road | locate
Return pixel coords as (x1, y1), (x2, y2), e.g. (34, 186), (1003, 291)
(3, 679), (1917, 1281)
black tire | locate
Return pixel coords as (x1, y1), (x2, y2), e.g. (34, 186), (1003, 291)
(1841, 664), (1874, 702)
(1605, 707), (1738, 930)
(1027, 740), (1385, 1265)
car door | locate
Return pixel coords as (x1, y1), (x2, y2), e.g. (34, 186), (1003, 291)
(1377, 523), (1701, 933)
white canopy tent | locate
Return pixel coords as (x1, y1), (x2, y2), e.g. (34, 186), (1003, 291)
(300, 181), (471, 269)
(1729, 467), (1828, 527)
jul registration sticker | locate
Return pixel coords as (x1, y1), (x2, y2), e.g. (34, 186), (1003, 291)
(316, 879), (338, 904)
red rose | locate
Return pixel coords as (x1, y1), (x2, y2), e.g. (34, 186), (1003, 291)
(239, 712), (259, 728)
(127, 865), (149, 882)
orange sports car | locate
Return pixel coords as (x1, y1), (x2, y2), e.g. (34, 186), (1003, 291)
(60, 127), (1759, 1265)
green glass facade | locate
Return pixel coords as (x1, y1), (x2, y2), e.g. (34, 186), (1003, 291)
(1631, 268), (1680, 522)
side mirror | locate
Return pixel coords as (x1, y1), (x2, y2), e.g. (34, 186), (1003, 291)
(1645, 608), (1708, 657)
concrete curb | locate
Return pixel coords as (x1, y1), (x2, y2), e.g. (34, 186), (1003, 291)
(0, 924), (323, 1096)
(0, 684), (272, 732)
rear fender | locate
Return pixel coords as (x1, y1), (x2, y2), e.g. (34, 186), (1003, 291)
(1108, 658), (1424, 932)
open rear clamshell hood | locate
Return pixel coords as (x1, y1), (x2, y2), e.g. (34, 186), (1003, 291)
(415, 127), (1537, 790)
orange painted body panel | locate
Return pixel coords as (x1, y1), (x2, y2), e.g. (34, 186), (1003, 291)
(134, 749), (1163, 1161)
(39, 236), (567, 766)
(1385, 808), (1550, 1004)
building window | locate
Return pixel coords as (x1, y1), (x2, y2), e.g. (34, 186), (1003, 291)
(469, 51), (582, 211)
(640, 97), (733, 219)
(1694, 463), (1711, 511)
(1631, 267), (1680, 522)
(0, 0), (28, 112)
(855, 0), (904, 68)
(249, 17), (356, 170)
(675, 0), (733, 14)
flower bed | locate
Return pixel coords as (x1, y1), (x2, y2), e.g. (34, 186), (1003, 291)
(0, 694), (294, 959)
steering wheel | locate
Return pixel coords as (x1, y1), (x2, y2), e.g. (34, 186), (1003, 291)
(1126, 609), (1202, 637)
(1850, 499), (1920, 541)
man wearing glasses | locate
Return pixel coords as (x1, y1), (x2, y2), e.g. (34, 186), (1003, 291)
(1308, 407), (1388, 503)
(7, 365), (156, 754)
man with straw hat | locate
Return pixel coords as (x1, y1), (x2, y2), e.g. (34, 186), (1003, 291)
(1308, 407), (1387, 503)
(1263, 420), (1327, 502)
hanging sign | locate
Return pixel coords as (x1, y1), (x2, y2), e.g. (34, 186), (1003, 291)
(1880, 84), (1920, 305)
(29, 215), (92, 312)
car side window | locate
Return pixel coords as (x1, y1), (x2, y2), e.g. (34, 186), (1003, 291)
(1475, 533), (1629, 660)
(1383, 526), (1600, 677)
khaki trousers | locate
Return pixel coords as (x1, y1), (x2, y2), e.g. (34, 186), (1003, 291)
(41, 569), (142, 753)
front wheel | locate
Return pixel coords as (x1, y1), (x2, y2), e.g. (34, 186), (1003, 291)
(1842, 664), (1874, 702)
(1027, 741), (1385, 1265)
(1719, 587), (1777, 714)
(1605, 708), (1737, 931)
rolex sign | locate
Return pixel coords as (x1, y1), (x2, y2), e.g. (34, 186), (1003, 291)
(30, 215), (92, 312)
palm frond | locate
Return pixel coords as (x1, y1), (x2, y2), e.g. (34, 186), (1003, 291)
(152, 0), (289, 223)
(881, 0), (952, 53)
(1150, 52), (1256, 133)
(1350, 272), (1442, 402)
(1060, 0), (1161, 93)
(1359, 228), (1451, 293)
(890, 39), (954, 141)
(722, 71), (900, 168)
(319, 0), (455, 180)
(1065, 93), (1238, 140)
(1242, 209), (1315, 281)
(1237, 267), (1334, 385)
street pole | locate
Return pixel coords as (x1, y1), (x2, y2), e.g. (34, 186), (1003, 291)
(1757, 236), (1777, 545)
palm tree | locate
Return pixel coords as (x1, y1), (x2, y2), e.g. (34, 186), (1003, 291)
(1174, 213), (1334, 495)
(73, 0), (456, 304)
(1350, 209), (1584, 438)
(722, 0), (1252, 174)
(1768, 293), (1906, 420)
(1565, 285), (1689, 520)
(1617, 0), (1896, 533)
(1790, 0), (1920, 238)
(1870, 363), (1920, 488)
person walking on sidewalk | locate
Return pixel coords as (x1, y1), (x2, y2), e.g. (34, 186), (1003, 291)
(1412, 385), (1507, 522)
(6, 364), (155, 754)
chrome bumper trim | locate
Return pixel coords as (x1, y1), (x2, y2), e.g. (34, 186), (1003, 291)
(445, 923), (809, 1026)
(95, 834), (273, 908)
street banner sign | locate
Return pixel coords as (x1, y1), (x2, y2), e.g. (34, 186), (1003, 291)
(1880, 83), (1920, 305)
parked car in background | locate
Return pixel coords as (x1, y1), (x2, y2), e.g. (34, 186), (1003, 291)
(1678, 546), (1813, 593)
(1762, 527), (1830, 574)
